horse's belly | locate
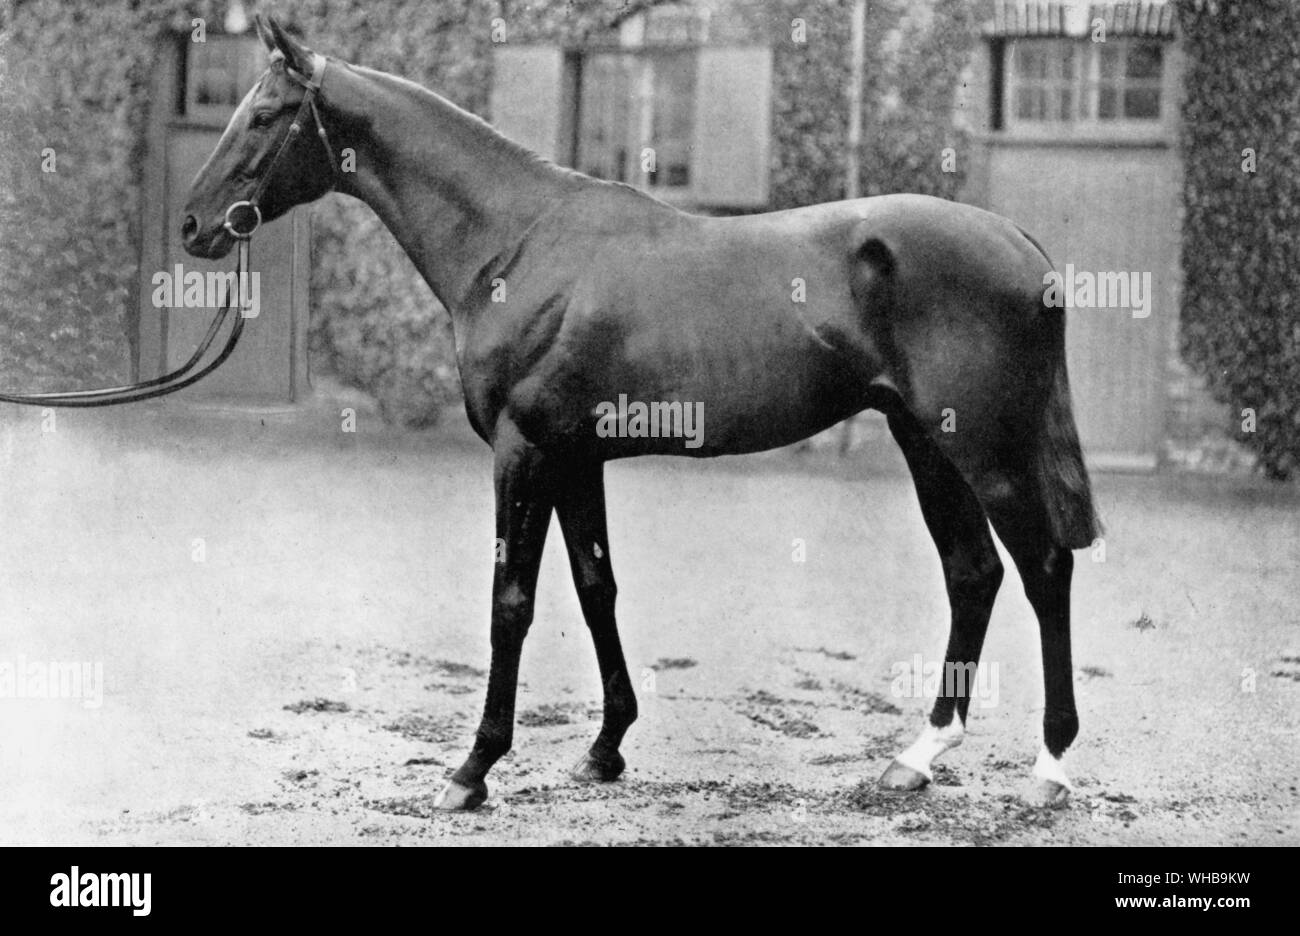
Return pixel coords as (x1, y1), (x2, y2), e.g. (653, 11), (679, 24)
(576, 329), (871, 457)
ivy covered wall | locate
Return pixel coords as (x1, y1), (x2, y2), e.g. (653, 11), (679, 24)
(1175, 0), (1300, 479)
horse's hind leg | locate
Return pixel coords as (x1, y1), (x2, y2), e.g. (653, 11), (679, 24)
(879, 411), (1004, 791)
(975, 469), (1079, 807)
(555, 460), (637, 782)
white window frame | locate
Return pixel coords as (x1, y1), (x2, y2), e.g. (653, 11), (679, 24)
(1003, 37), (1174, 142)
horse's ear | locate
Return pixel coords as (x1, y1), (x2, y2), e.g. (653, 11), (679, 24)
(264, 15), (314, 76)
(253, 14), (276, 54)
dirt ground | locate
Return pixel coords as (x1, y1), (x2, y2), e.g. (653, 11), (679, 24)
(0, 396), (1295, 846)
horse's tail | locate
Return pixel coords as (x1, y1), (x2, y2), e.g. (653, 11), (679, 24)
(1031, 349), (1101, 549)
(1018, 226), (1101, 550)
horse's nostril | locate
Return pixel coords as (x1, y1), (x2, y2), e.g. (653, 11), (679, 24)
(181, 215), (198, 244)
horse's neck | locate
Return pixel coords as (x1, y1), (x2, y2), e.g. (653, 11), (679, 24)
(328, 63), (575, 312)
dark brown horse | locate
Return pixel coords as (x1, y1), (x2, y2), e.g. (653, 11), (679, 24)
(183, 16), (1099, 811)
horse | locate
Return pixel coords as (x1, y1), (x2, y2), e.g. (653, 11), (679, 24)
(182, 15), (1099, 812)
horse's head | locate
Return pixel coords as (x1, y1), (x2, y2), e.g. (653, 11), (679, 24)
(181, 15), (337, 259)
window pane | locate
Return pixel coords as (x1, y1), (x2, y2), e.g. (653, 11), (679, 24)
(1097, 86), (1118, 120)
(1016, 86), (1043, 120)
(1099, 44), (1121, 79)
(1126, 43), (1163, 80)
(1059, 43), (1077, 80)
(1057, 87), (1073, 121)
(1016, 45), (1048, 80)
(1124, 87), (1160, 119)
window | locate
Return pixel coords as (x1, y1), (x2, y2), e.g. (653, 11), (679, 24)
(182, 35), (265, 124)
(491, 43), (770, 208)
(1006, 38), (1165, 129)
(577, 50), (696, 190)
(1095, 41), (1162, 120)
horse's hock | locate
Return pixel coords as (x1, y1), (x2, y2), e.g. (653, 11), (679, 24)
(136, 29), (311, 407)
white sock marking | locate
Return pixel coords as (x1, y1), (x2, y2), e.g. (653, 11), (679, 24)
(894, 715), (964, 779)
(1032, 746), (1073, 791)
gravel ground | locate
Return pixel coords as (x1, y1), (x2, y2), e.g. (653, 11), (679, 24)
(0, 398), (1295, 846)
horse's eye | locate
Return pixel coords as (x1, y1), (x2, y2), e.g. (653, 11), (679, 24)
(252, 112), (275, 129)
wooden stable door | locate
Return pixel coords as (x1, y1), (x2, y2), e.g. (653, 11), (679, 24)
(987, 145), (1178, 469)
(136, 33), (310, 405)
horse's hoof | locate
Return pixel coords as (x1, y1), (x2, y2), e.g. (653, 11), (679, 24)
(433, 778), (488, 811)
(571, 750), (625, 783)
(878, 759), (930, 792)
(1029, 778), (1071, 809)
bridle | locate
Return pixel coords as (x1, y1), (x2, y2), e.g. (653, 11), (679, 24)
(223, 50), (339, 245)
(0, 51), (337, 408)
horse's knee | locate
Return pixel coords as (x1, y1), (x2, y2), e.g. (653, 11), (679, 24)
(491, 582), (534, 640)
(574, 576), (617, 620)
(947, 547), (1004, 603)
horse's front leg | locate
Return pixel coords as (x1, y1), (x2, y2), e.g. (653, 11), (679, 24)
(436, 421), (554, 811)
(555, 460), (637, 782)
